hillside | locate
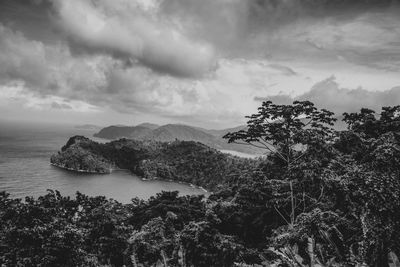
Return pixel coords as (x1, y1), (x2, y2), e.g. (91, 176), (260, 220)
(137, 122), (159, 129)
(74, 124), (102, 130)
(94, 123), (264, 155)
(198, 125), (247, 137)
(93, 119), (347, 156)
(93, 125), (153, 139)
(51, 136), (259, 190)
(145, 124), (217, 145)
(51, 136), (113, 173)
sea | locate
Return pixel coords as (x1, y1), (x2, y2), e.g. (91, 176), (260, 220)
(0, 121), (206, 203)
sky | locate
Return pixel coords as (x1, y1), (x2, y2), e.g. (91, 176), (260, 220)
(0, 0), (400, 128)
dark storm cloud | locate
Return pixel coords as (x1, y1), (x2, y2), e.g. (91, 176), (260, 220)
(0, 22), (209, 121)
(1, 0), (400, 75)
(51, 0), (217, 78)
(157, 0), (400, 75)
(0, 0), (57, 43)
(3, 0), (397, 71)
(0, 0), (217, 78)
(1, 0), (400, 127)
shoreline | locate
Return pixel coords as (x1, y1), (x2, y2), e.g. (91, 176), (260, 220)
(141, 176), (209, 193)
(50, 163), (111, 174)
(51, 162), (210, 193)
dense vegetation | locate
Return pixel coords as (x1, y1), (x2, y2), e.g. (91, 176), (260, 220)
(51, 137), (258, 191)
(2, 101), (400, 266)
(93, 123), (265, 154)
(50, 137), (113, 173)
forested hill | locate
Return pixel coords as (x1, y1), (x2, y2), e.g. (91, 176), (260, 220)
(93, 123), (265, 155)
(51, 136), (260, 190)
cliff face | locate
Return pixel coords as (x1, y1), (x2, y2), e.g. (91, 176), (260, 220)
(51, 136), (258, 190)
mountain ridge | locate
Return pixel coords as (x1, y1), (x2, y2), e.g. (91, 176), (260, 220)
(93, 116), (347, 155)
(93, 123), (263, 155)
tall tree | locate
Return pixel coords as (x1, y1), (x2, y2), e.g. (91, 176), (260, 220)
(223, 100), (336, 170)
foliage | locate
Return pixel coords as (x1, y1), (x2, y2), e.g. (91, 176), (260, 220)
(2, 101), (400, 266)
(52, 137), (259, 191)
(223, 100), (336, 169)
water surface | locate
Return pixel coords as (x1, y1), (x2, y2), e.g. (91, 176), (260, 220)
(220, 149), (263, 159)
(0, 121), (206, 203)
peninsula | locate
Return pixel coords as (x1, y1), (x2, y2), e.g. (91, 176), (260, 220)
(51, 135), (259, 191)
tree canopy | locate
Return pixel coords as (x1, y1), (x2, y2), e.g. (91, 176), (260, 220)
(2, 100), (400, 266)
(223, 100), (336, 169)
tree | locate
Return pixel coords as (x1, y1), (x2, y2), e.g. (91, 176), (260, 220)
(339, 105), (400, 267)
(223, 100), (337, 220)
(223, 100), (336, 170)
(343, 105), (400, 139)
(127, 216), (175, 266)
(179, 220), (241, 267)
(223, 101), (341, 266)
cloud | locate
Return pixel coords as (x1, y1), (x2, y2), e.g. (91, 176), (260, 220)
(49, 0), (217, 77)
(268, 64), (298, 76)
(0, 81), (99, 112)
(0, 23), (226, 124)
(299, 77), (400, 114)
(2, 21), (400, 128)
(51, 101), (72, 110)
(0, 23), (112, 95)
(254, 95), (292, 104)
(255, 76), (400, 116)
(300, 12), (400, 71)
(1, 0), (400, 128)
(0, 25), (51, 89)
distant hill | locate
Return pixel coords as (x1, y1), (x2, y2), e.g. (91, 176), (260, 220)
(94, 125), (152, 140)
(93, 118), (348, 155)
(199, 125), (247, 137)
(94, 123), (264, 155)
(137, 123), (159, 130)
(74, 124), (102, 130)
(145, 124), (217, 146)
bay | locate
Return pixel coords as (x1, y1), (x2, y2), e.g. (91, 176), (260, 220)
(0, 121), (206, 203)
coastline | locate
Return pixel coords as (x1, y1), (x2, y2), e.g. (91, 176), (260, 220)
(141, 176), (209, 193)
(50, 162), (111, 174)
(51, 162), (210, 193)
